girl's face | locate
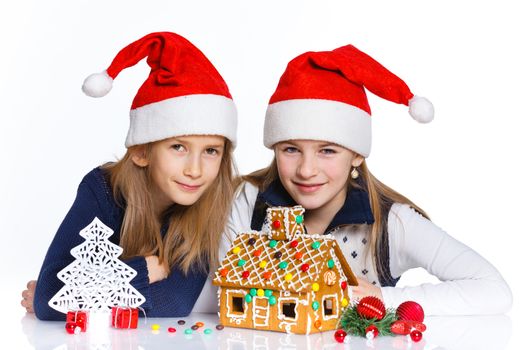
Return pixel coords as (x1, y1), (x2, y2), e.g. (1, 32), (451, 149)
(134, 135), (225, 210)
(275, 140), (363, 211)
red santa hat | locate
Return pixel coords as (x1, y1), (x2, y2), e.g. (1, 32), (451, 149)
(82, 32), (237, 147)
(264, 44), (433, 157)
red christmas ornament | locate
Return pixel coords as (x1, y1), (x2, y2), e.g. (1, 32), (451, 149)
(356, 296), (386, 320)
(410, 330), (423, 342)
(396, 301), (425, 322)
(272, 220), (281, 229)
(334, 329), (347, 343)
(65, 322), (80, 335)
(390, 320), (427, 335)
(365, 325), (379, 338)
(341, 281), (347, 290)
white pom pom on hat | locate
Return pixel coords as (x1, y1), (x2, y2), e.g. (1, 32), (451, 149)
(82, 71), (113, 98)
(409, 95), (434, 123)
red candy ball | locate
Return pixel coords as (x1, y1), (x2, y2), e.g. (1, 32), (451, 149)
(168, 327), (177, 333)
(356, 296), (386, 320)
(410, 330), (423, 342)
(300, 263), (310, 272)
(334, 329), (347, 343)
(290, 240), (298, 248)
(272, 220), (281, 229)
(396, 301), (425, 322)
(65, 322), (80, 335)
(242, 270), (250, 278)
(365, 325), (379, 338)
(341, 281), (347, 290)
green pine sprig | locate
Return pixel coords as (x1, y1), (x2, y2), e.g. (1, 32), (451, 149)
(338, 305), (398, 337)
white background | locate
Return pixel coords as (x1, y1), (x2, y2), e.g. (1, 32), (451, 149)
(1, 0), (523, 348)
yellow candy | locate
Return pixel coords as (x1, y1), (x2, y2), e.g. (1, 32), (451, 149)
(312, 283), (320, 292)
(259, 260), (267, 268)
(257, 289), (265, 297)
(285, 273), (293, 281)
(341, 298), (348, 307)
(232, 247), (241, 254)
(151, 324), (160, 331)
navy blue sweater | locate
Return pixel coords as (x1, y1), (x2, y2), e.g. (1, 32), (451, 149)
(34, 167), (207, 320)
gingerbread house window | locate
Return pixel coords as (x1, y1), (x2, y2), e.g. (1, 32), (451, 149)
(323, 298), (334, 316)
(231, 296), (244, 313)
(281, 302), (297, 320)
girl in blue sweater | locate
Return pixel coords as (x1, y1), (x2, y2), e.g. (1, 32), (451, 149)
(21, 32), (238, 319)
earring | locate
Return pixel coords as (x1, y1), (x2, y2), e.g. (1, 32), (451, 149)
(351, 167), (359, 179)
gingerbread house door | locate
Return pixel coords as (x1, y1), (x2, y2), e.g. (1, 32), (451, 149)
(252, 297), (270, 328)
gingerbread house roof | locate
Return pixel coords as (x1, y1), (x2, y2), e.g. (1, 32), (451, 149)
(213, 231), (358, 293)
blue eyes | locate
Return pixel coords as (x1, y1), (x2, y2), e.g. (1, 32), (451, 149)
(171, 144), (219, 155)
(282, 147), (336, 155)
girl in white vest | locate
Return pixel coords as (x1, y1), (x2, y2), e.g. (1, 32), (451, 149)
(207, 44), (512, 315)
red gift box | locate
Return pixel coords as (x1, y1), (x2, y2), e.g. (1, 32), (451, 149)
(111, 306), (139, 329)
(66, 310), (89, 332)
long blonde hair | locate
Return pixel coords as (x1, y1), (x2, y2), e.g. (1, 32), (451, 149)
(243, 157), (429, 282)
(103, 139), (236, 275)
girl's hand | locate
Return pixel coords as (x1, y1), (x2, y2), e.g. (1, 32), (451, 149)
(21, 280), (36, 313)
(145, 256), (168, 283)
(352, 277), (383, 301)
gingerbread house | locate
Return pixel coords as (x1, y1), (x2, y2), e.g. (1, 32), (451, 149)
(213, 206), (358, 334)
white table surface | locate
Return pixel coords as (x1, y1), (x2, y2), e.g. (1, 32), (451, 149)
(10, 311), (513, 350)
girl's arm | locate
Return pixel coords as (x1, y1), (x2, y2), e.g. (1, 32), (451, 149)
(381, 203), (513, 315)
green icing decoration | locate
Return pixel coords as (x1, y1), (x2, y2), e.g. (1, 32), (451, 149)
(327, 259), (335, 269)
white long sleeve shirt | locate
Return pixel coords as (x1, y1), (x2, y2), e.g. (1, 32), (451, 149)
(193, 181), (512, 315)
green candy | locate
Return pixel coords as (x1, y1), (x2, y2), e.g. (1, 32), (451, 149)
(312, 301), (320, 311)
(278, 261), (288, 269)
(327, 259), (335, 269)
(250, 288), (257, 296)
(184, 329), (193, 334)
(311, 241), (321, 249)
(237, 259), (246, 267)
(269, 295), (277, 305)
(204, 328), (212, 334)
(245, 294), (253, 303)
(269, 240), (277, 248)
(295, 215), (304, 224)
(264, 289), (273, 297)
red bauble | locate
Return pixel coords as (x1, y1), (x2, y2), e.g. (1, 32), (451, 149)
(334, 329), (347, 343)
(356, 296), (386, 320)
(396, 301), (425, 322)
(365, 325), (379, 338)
(390, 320), (427, 335)
(410, 330), (423, 342)
(65, 322), (80, 335)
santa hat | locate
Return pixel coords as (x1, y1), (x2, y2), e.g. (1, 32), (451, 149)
(264, 44), (433, 157)
(82, 32), (237, 147)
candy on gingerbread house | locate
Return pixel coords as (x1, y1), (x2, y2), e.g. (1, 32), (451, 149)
(213, 206), (358, 334)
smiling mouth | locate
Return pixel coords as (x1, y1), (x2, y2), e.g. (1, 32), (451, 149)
(293, 181), (325, 193)
(175, 181), (202, 191)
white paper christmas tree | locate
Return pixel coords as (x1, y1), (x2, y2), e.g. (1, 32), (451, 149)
(49, 217), (146, 313)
